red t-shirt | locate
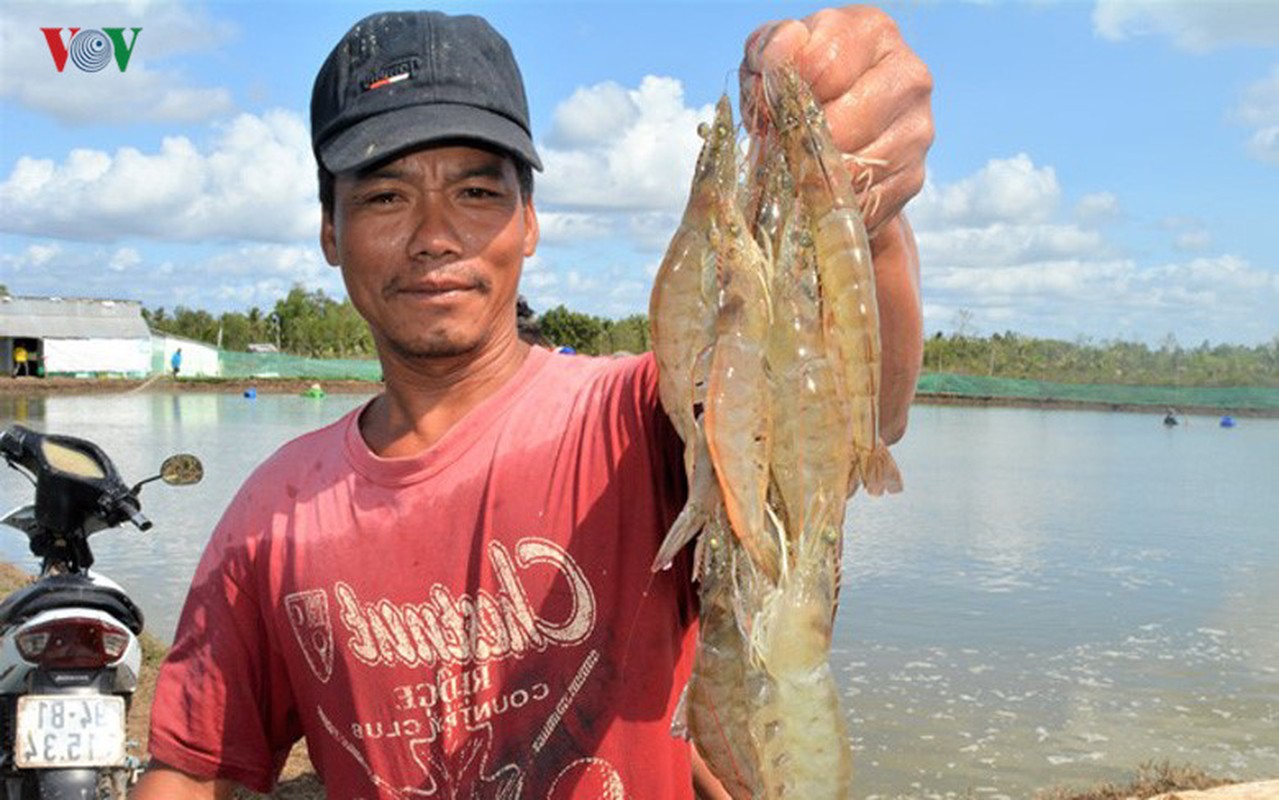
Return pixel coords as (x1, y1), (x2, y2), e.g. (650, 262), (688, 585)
(149, 348), (698, 799)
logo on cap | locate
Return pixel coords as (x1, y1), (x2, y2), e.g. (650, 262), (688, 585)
(362, 58), (417, 92)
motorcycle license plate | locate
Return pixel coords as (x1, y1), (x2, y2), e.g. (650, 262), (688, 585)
(14, 695), (126, 768)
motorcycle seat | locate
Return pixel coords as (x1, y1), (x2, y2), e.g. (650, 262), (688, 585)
(0, 574), (144, 634)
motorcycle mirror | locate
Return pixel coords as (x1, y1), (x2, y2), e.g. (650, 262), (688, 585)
(159, 454), (204, 486)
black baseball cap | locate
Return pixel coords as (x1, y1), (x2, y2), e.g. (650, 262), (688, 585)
(310, 11), (542, 175)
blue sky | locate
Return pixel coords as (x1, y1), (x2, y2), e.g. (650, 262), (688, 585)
(1, 1), (1277, 345)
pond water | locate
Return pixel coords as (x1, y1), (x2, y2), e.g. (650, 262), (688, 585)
(1, 392), (1275, 798)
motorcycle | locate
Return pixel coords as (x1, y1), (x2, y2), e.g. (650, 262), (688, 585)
(0, 424), (202, 799)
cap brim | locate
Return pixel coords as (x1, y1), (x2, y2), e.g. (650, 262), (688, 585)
(318, 103), (542, 174)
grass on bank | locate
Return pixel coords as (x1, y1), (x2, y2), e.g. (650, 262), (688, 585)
(1036, 761), (1237, 799)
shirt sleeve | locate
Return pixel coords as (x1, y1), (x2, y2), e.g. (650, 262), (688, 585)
(146, 480), (302, 793)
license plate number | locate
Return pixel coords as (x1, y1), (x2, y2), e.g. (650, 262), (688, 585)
(15, 695), (126, 768)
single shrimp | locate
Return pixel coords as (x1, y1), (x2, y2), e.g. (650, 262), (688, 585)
(651, 97), (737, 572)
(747, 527), (852, 799)
(766, 197), (854, 544)
(650, 95), (736, 480)
(704, 197), (782, 584)
(764, 65), (902, 496)
(679, 509), (760, 799)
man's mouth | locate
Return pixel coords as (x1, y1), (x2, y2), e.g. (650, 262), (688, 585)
(386, 273), (487, 300)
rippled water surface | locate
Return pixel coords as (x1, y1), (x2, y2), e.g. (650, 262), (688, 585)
(2, 393), (1276, 797)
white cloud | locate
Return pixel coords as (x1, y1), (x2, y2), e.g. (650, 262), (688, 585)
(1, 239), (341, 312)
(0, 1), (236, 124)
(1235, 65), (1279, 165)
(108, 246), (141, 271)
(910, 154), (1060, 228)
(1093, 1), (1279, 53)
(1248, 125), (1279, 164)
(25, 242), (61, 267)
(0, 110), (317, 243)
(1173, 230), (1211, 251)
(539, 76), (715, 212)
(917, 223), (1105, 269)
(1159, 215), (1212, 252)
(912, 157), (1276, 344)
(536, 212), (614, 246)
(195, 245), (342, 309)
(924, 255), (1279, 344)
(1075, 192), (1122, 225)
(1236, 66), (1279, 127)
(545, 82), (641, 149)
(626, 211), (683, 253)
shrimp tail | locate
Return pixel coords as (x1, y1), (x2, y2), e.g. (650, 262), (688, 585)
(856, 440), (903, 496)
(654, 427), (719, 573)
(653, 493), (710, 573)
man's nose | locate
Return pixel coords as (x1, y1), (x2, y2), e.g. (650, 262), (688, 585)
(407, 194), (463, 259)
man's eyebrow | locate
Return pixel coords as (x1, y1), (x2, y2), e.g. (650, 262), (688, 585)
(353, 163), (409, 182)
(348, 160), (508, 183)
(450, 162), (507, 182)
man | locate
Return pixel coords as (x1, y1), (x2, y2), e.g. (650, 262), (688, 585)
(171, 347), (183, 378)
(134, 6), (931, 798)
(12, 344), (27, 377)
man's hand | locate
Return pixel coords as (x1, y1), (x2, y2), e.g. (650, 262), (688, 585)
(739, 5), (933, 237)
(739, 6), (931, 443)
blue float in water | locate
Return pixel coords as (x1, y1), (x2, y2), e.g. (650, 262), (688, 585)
(243, 388), (257, 399)
(1219, 415), (1236, 428)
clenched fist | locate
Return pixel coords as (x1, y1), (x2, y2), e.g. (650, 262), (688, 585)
(740, 5), (933, 237)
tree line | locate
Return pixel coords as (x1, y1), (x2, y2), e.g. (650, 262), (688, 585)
(142, 286), (649, 361)
(144, 286), (372, 358)
(923, 330), (1279, 388)
(143, 286), (1277, 387)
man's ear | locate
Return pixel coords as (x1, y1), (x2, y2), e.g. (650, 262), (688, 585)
(321, 208), (340, 266)
(522, 200), (539, 258)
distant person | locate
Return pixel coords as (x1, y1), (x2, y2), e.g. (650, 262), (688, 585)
(170, 348), (182, 378)
(12, 344), (28, 377)
(134, 7), (931, 799)
(515, 294), (548, 346)
(1163, 407), (1179, 427)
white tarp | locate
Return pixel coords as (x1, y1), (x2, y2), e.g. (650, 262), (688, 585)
(43, 338), (151, 376)
(153, 336), (220, 378)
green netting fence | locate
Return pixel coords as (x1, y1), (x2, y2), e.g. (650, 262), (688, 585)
(209, 351), (1277, 412)
(218, 351), (382, 381)
(916, 372), (1279, 412)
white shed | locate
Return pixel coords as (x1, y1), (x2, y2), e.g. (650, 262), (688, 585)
(1, 296), (151, 377)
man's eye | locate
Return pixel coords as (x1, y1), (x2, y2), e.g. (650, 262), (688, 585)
(461, 186), (500, 199)
(352, 190), (399, 206)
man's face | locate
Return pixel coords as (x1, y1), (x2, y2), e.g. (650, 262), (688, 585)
(321, 144), (538, 362)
